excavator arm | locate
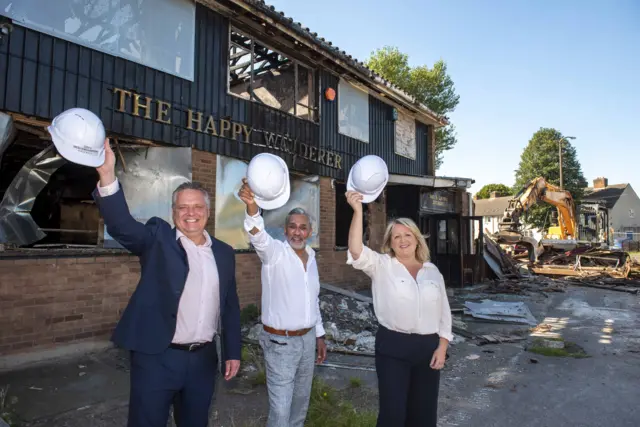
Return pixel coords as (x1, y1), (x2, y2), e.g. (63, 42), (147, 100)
(497, 177), (577, 244)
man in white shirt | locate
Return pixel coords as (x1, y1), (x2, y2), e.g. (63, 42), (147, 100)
(238, 178), (327, 427)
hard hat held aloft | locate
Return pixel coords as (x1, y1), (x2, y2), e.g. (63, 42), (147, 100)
(347, 155), (389, 203)
(47, 108), (106, 167)
(247, 153), (291, 210)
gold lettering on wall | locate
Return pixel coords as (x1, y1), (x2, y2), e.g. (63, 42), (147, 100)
(111, 87), (342, 169)
(156, 100), (171, 124)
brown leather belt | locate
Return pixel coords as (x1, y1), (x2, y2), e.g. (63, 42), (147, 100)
(263, 325), (312, 337)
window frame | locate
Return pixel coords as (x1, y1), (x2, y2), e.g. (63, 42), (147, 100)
(226, 26), (319, 123)
(337, 79), (370, 144)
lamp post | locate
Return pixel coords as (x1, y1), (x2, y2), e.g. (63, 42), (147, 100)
(559, 135), (576, 190)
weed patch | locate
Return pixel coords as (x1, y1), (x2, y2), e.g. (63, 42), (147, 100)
(305, 378), (377, 427)
(527, 338), (589, 358)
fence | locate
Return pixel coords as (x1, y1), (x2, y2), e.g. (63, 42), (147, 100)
(613, 232), (640, 252)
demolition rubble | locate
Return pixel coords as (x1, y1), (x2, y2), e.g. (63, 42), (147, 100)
(484, 233), (640, 295)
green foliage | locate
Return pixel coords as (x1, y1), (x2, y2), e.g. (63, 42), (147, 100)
(366, 46), (460, 170)
(306, 378), (377, 427)
(349, 376), (362, 388)
(513, 128), (587, 230)
(240, 303), (260, 325)
(475, 184), (514, 200)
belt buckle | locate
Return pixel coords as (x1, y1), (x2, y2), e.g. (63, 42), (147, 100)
(285, 330), (290, 337)
(188, 343), (199, 351)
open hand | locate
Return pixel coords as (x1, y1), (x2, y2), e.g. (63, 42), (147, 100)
(225, 359), (240, 380)
(345, 191), (364, 212)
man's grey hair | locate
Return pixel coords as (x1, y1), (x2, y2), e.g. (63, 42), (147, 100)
(172, 181), (210, 209)
(285, 207), (311, 226)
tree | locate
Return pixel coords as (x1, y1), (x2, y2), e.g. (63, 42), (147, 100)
(365, 47), (460, 170)
(475, 184), (513, 200)
(513, 128), (587, 230)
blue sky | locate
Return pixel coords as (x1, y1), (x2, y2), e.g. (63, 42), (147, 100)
(267, 0), (640, 194)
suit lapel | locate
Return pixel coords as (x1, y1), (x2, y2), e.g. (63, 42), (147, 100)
(210, 237), (229, 309)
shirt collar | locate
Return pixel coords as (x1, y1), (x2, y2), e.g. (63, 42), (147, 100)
(176, 229), (212, 248)
(284, 239), (315, 258)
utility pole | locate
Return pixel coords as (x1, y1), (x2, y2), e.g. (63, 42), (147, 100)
(558, 136), (576, 190)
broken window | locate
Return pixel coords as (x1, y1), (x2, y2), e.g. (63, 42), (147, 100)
(334, 182), (368, 249)
(0, 113), (192, 252)
(0, 115), (103, 248)
(228, 27), (318, 122)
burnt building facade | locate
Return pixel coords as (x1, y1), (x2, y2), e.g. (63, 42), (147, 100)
(0, 0), (475, 359)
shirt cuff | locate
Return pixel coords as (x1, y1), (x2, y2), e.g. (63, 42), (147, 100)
(243, 209), (264, 233)
(439, 330), (454, 343)
(97, 178), (120, 197)
(315, 322), (326, 337)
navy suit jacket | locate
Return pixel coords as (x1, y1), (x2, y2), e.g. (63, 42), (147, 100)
(92, 186), (241, 362)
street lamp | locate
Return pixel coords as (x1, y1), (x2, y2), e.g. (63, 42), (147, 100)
(559, 135), (576, 190)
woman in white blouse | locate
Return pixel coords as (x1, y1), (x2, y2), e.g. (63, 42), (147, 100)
(345, 191), (453, 427)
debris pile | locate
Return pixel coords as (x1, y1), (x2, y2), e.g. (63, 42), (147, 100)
(483, 230), (640, 294)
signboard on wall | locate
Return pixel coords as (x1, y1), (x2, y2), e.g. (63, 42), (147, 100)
(395, 111), (417, 160)
(420, 190), (456, 214)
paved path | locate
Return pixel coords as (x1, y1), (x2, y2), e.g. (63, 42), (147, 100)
(1, 285), (638, 426)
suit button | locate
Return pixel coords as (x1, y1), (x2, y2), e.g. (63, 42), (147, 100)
(172, 313), (176, 319)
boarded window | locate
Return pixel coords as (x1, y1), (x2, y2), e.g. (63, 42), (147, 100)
(338, 79), (369, 143)
(0, 0), (196, 81)
(228, 28), (317, 121)
(395, 111), (416, 160)
(214, 155), (320, 249)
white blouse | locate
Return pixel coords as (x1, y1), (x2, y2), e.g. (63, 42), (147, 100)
(347, 245), (453, 342)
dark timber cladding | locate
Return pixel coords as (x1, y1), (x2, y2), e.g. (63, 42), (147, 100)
(0, 4), (432, 180)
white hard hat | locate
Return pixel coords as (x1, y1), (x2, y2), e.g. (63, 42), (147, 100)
(247, 153), (290, 210)
(47, 108), (106, 167)
(347, 155), (388, 203)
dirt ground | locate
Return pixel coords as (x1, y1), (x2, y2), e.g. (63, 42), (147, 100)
(2, 284), (639, 427)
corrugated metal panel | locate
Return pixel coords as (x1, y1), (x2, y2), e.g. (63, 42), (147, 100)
(319, 72), (431, 181)
(0, 4), (429, 179)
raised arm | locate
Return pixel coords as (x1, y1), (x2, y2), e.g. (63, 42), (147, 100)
(238, 178), (280, 264)
(345, 191), (381, 277)
(346, 191), (365, 260)
(92, 139), (155, 255)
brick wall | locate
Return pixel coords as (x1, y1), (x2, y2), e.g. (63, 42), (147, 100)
(0, 149), (384, 356)
(0, 255), (139, 355)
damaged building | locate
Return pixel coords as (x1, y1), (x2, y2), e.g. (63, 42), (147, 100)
(0, 0), (476, 357)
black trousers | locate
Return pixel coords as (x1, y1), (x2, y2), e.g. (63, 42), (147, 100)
(375, 325), (441, 427)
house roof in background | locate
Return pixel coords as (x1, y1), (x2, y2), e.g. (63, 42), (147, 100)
(473, 196), (512, 217)
(582, 184), (628, 209)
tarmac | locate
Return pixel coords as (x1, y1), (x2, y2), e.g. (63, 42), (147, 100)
(1, 284), (638, 427)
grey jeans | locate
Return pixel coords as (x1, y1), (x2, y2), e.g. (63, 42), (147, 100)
(259, 327), (317, 427)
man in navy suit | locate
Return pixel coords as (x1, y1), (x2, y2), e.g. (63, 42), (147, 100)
(92, 139), (241, 427)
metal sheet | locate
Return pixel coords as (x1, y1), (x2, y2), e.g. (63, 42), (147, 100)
(464, 300), (538, 325)
(103, 146), (192, 248)
(0, 112), (16, 165)
(0, 145), (66, 245)
(214, 154), (320, 249)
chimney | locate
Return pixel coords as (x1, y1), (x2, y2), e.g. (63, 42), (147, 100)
(490, 191), (498, 199)
(593, 177), (608, 189)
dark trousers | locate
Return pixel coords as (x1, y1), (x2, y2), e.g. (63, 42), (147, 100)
(375, 325), (441, 427)
(128, 342), (218, 427)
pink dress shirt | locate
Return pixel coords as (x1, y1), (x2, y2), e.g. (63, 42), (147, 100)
(97, 178), (220, 345)
(172, 229), (221, 344)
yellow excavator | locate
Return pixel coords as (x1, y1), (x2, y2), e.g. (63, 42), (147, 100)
(495, 177), (577, 261)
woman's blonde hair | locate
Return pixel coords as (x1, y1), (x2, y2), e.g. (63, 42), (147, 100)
(380, 217), (430, 263)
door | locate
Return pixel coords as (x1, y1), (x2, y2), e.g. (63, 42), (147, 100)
(423, 214), (463, 288)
